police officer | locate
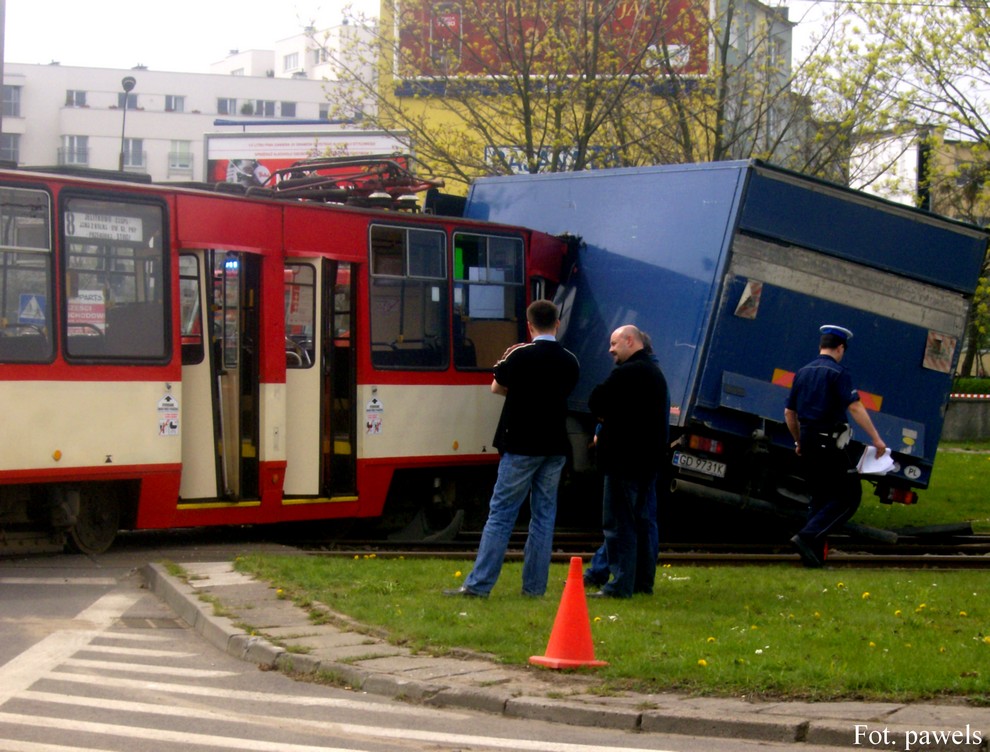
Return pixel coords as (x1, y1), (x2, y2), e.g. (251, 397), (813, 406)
(784, 325), (887, 568)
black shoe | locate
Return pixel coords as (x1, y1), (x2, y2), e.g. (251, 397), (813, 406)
(790, 534), (824, 568)
(442, 586), (487, 598)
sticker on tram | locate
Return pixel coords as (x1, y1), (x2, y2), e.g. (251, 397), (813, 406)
(366, 397), (383, 435)
(158, 393), (179, 437)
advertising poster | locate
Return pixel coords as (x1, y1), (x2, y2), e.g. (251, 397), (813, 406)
(206, 132), (408, 187)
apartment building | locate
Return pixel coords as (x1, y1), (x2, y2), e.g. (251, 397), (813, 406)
(0, 25), (375, 183)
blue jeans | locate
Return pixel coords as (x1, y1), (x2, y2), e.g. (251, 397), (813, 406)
(585, 478), (658, 589)
(601, 473), (658, 598)
(463, 452), (566, 596)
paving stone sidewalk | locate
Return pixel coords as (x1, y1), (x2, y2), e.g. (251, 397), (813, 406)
(142, 561), (990, 750)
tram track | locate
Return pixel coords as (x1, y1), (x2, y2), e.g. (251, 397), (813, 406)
(298, 531), (990, 568)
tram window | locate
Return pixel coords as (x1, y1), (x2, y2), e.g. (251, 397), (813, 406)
(62, 196), (168, 362)
(179, 254), (203, 365)
(0, 187), (53, 363)
(453, 233), (525, 370)
(369, 225), (448, 369)
(284, 263), (315, 368)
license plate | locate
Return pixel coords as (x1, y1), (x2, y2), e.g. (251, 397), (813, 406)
(672, 451), (727, 478)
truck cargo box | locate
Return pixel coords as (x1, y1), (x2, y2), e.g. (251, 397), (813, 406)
(464, 161), (988, 501)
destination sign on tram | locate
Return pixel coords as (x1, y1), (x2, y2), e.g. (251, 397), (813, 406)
(65, 212), (143, 242)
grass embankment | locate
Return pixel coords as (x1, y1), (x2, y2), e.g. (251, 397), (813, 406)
(231, 442), (990, 702)
(852, 442), (990, 532)
(235, 554), (990, 702)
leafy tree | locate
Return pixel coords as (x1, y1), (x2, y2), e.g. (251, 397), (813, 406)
(807, 0), (990, 375)
(311, 0), (857, 190)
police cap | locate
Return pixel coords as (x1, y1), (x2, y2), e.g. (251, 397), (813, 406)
(819, 324), (853, 342)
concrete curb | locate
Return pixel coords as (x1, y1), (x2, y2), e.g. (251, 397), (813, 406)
(140, 562), (990, 749)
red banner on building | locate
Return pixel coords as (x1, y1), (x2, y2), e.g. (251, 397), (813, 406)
(398, 0), (709, 78)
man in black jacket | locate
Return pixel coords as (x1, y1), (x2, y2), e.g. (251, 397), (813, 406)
(444, 300), (580, 597)
(588, 325), (669, 598)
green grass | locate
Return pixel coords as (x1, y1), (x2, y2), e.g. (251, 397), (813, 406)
(233, 554), (990, 703)
(230, 441), (990, 702)
(851, 443), (990, 532)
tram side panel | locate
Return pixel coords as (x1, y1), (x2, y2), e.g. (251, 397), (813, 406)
(0, 177), (183, 551)
(0, 170), (569, 550)
(282, 207), (546, 532)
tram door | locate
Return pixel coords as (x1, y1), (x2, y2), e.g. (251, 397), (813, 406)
(178, 252), (218, 501)
(213, 251), (260, 500)
(282, 258), (356, 498)
(324, 260), (356, 495)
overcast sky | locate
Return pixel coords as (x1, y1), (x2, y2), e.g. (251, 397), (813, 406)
(3, 0), (823, 75)
(3, 0), (376, 73)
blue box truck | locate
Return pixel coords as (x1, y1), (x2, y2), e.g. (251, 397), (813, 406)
(463, 161), (988, 528)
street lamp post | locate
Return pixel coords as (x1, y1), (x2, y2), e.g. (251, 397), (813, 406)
(118, 76), (136, 171)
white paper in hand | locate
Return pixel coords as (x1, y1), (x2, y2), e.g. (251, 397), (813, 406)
(857, 446), (894, 475)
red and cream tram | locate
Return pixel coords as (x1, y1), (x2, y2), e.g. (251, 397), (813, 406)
(0, 163), (569, 552)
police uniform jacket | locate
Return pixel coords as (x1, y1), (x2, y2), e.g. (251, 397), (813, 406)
(785, 354), (859, 445)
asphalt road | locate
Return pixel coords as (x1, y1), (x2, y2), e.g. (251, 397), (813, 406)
(0, 530), (846, 751)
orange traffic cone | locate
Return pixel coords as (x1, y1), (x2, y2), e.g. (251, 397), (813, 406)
(529, 556), (608, 669)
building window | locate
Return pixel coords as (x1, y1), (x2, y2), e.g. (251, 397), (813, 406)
(60, 136), (89, 165)
(280, 101), (297, 118)
(117, 92), (138, 109)
(319, 103), (330, 120)
(217, 97), (236, 115)
(65, 90), (86, 108)
(165, 94), (185, 113)
(0, 134), (20, 163)
(283, 52), (299, 71)
(2, 86), (20, 118)
(168, 141), (193, 174)
(122, 138), (144, 168)
(255, 100), (276, 117)
(230, 68), (244, 76)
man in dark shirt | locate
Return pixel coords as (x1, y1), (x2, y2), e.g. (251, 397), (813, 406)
(587, 325), (669, 599)
(785, 325), (887, 567)
(444, 300), (580, 597)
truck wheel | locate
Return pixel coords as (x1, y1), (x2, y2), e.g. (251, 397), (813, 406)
(67, 488), (120, 555)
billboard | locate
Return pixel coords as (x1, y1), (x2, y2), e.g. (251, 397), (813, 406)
(205, 131), (407, 187)
(397, 0), (709, 79)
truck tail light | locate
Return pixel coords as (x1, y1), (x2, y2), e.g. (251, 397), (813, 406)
(881, 486), (917, 505)
(688, 435), (724, 455)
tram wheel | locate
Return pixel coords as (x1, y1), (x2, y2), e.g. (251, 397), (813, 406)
(67, 487), (121, 555)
